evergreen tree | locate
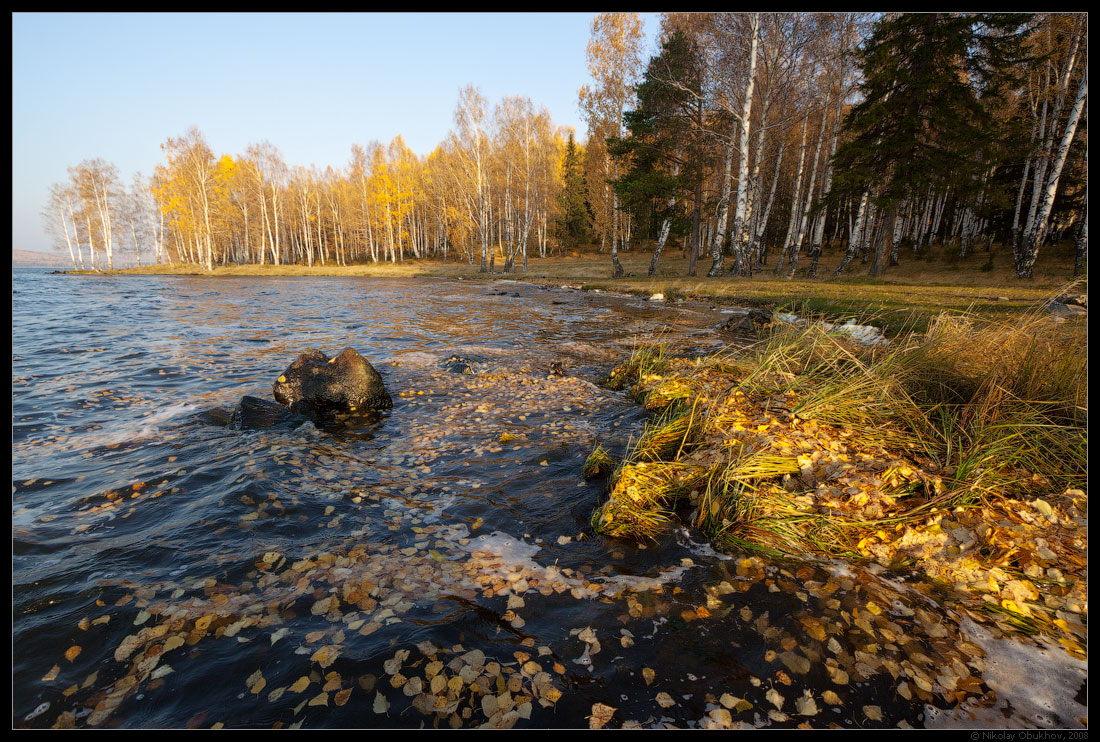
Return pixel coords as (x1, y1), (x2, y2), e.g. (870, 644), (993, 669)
(610, 30), (713, 276)
(554, 132), (591, 250)
(829, 12), (1031, 276)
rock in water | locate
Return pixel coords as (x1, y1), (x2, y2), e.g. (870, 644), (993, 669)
(273, 348), (392, 417)
(443, 355), (476, 374)
(721, 308), (773, 334)
(228, 395), (304, 430)
(721, 313), (756, 333)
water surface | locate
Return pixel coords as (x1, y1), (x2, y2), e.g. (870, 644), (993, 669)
(13, 271), (1073, 729)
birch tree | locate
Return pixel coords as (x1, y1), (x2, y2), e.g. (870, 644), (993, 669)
(580, 12), (645, 278)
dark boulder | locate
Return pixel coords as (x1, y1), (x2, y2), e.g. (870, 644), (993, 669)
(228, 395), (304, 430)
(273, 348), (392, 418)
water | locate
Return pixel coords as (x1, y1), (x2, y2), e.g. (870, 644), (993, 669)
(12, 270), (1079, 729)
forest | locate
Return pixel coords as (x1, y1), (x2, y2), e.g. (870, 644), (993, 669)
(43, 13), (1087, 281)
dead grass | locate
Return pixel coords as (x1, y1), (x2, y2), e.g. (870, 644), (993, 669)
(587, 298), (1087, 649)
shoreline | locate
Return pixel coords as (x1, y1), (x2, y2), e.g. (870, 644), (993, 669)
(47, 255), (1082, 337)
(583, 312), (1086, 685)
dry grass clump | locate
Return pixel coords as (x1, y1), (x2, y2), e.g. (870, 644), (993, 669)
(591, 461), (706, 541)
(582, 445), (615, 479)
(603, 342), (671, 398)
(588, 295), (1087, 648)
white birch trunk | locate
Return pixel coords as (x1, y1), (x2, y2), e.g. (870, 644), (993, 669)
(1020, 68), (1087, 277)
(729, 12), (759, 275)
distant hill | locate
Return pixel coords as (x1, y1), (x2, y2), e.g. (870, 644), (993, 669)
(12, 248), (72, 269)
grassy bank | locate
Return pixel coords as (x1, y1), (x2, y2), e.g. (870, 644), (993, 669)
(71, 240), (1082, 336)
(587, 307), (1087, 653)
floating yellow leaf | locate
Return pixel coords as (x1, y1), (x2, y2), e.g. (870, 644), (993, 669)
(64, 646), (82, 663)
(311, 645), (340, 669)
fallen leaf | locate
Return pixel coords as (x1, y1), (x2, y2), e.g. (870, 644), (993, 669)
(311, 645), (340, 669)
(766, 688), (785, 711)
(589, 702), (616, 729)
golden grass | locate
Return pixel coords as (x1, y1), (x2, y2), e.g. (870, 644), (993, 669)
(590, 294), (1087, 552)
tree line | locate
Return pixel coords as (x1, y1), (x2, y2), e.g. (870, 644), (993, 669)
(600, 12), (1086, 279)
(43, 12), (1086, 280)
(44, 92), (577, 273)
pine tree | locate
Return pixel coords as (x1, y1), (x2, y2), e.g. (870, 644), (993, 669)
(829, 12), (1031, 277)
(610, 30), (711, 276)
(554, 132), (591, 250)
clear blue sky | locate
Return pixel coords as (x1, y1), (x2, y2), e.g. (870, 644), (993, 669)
(12, 12), (662, 255)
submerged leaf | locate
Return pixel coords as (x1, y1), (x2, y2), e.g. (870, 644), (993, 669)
(589, 703), (616, 729)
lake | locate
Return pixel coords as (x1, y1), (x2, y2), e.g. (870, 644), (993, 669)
(12, 270), (1082, 729)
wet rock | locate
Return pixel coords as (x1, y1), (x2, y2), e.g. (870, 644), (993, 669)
(721, 308), (773, 334)
(193, 407), (231, 427)
(273, 348), (392, 418)
(443, 355), (477, 374)
(1055, 294), (1087, 309)
(750, 308), (774, 324)
(228, 395), (304, 430)
(1045, 301), (1087, 318)
(548, 361), (565, 377)
(722, 314), (756, 333)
